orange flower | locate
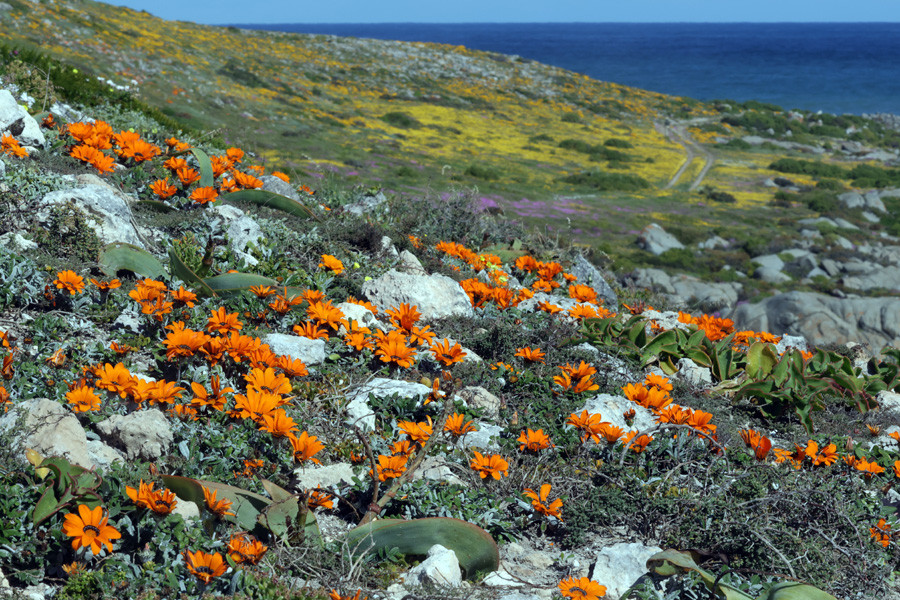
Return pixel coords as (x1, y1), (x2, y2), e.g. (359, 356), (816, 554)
(319, 254), (344, 274)
(233, 170), (263, 189)
(306, 489), (334, 510)
(568, 284), (599, 305)
(231, 389), (281, 423)
(523, 483), (563, 520)
(54, 270), (85, 295)
(207, 307), (243, 335)
(644, 373), (673, 392)
(537, 301), (563, 314)
(871, 518), (892, 548)
(66, 386), (102, 412)
(62, 504), (120, 555)
(622, 431), (653, 453)
(307, 300), (346, 331)
(566, 410), (604, 443)
(203, 486), (235, 517)
(89, 278), (122, 292)
(1, 133), (27, 158)
(385, 303), (422, 333)
(184, 550), (226, 584)
(163, 323), (210, 360)
(598, 423), (625, 444)
(894, 460), (900, 479)
(293, 321), (330, 340)
(855, 458), (885, 479)
(739, 429), (772, 461)
(93, 362), (134, 398)
(429, 339), (467, 367)
(514, 347), (545, 363)
(249, 285), (275, 298)
(190, 376), (233, 411)
(373, 330), (416, 368)
(559, 576), (607, 600)
(272, 171), (290, 182)
(408, 324), (437, 347)
(259, 409), (299, 438)
(176, 165), (200, 186)
(444, 412), (477, 438)
(171, 285), (197, 307)
(686, 410), (716, 435)
(806, 441), (838, 467)
(190, 186), (219, 205)
(226, 146), (245, 163)
(470, 451), (509, 480)
(518, 428), (552, 452)
(290, 431), (324, 464)
(272, 355), (309, 378)
(374, 454), (408, 481)
(398, 416), (433, 445)
(227, 532), (268, 565)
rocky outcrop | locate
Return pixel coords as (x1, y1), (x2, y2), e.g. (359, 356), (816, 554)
(0, 89), (45, 148)
(362, 269), (474, 321)
(731, 291), (900, 350)
(631, 268), (741, 312)
(38, 174), (146, 248)
(570, 253), (618, 310)
(636, 223), (683, 255)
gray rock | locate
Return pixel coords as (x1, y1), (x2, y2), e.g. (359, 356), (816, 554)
(579, 393), (655, 433)
(637, 223), (684, 255)
(697, 235), (729, 250)
(112, 305), (143, 334)
(754, 266), (791, 284)
(839, 191), (866, 210)
(212, 204), (263, 266)
(344, 191), (387, 216)
(263, 333), (326, 366)
(0, 89), (45, 147)
(591, 542), (664, 600)
(293, 462), (356, 490)
(0, 398), (97, 469)
(362, 270), (474, 321)
(346, 378), (432, 431)
(462, 422), (503, 451)
(96, 409), (173, 460)
(397, 249), (426, 274)
(878, 391), (900, 418)
(39, 175), (145, 248)
(843, 266), (900, 291)
(457, 386), (501, 419)
(834, 218), (859, 230)
(632, 268), (741, 312)
(405, 544), (462, 587)
(820, 258), (841, 277)
(259, 175), (300, 201)
(731, 291), (900, 350)
(861, 211), (881, 223)
(864, 190), (888, 213)
(751, 254), (785, 271)
(86, 439), (125, 469)
(570, 253), (618, 310)
(417, 456), (466, 486)
(675, 358), (712, 387)
(172, 499), (200, 523)
(336, 302), (379, 331)
(0, 231), (37, 253)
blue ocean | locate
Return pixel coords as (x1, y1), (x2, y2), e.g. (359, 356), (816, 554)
(233, 22), (900, 116)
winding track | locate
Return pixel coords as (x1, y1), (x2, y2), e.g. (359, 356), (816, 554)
(657, 121), (715, 191)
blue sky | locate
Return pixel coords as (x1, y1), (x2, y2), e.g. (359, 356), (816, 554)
(100, 0), (900, 24)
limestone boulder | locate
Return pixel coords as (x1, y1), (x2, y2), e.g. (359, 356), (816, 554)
(362, 269), (473, 321)
(0, 89), (45, 147)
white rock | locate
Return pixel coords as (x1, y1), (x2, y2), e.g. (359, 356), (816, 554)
(263, 333), (326, 366)
(405, 544), (462, 587)
(675, 357), (713, 387)
(0, 89), (45, 147)
(293, 462), (356, 490)
(0, 398), (96, 469)
(590, 542), (663, 600)
(96, 408), (173, 460)
(362, 270), (474, 321)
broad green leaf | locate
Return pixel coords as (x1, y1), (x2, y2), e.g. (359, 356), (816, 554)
(189, 148), (214, 187)
(168, 248), (216, 297)
(202, 273), (279, 295)
(760, 581), (838, 600)
(99, 242), (167, 279)
(644, 550), (753, 600)
(32, 488), (60, 526)
(162, 474), (270, 531)
(224, 189), (319, 220)
(747, 342), (780, 379)
(344, 517), (500, 580)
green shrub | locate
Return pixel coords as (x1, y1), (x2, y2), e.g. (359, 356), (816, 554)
(558, 138), (595, 154)
(816, 178), (844, 191)
(217, 59), (266, 88)
(560, 112), (582, 123)
(379, 112), (422, 129)
(603, 138), (633, 148)
(464, 164), (500, 181)
(722, 138), (752, 150)
(768, 158), (847, 179)
(562, 170), (649, 191)
(848, 163), (900, 188)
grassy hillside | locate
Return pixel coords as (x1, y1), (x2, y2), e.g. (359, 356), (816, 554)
(8, 0), (900, 294)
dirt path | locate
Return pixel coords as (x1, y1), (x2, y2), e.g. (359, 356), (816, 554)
(657, 121), (715, 191)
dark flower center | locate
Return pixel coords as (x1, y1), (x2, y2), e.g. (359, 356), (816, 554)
(195, 566), (214, 575)
(83, 525), (101, 535)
